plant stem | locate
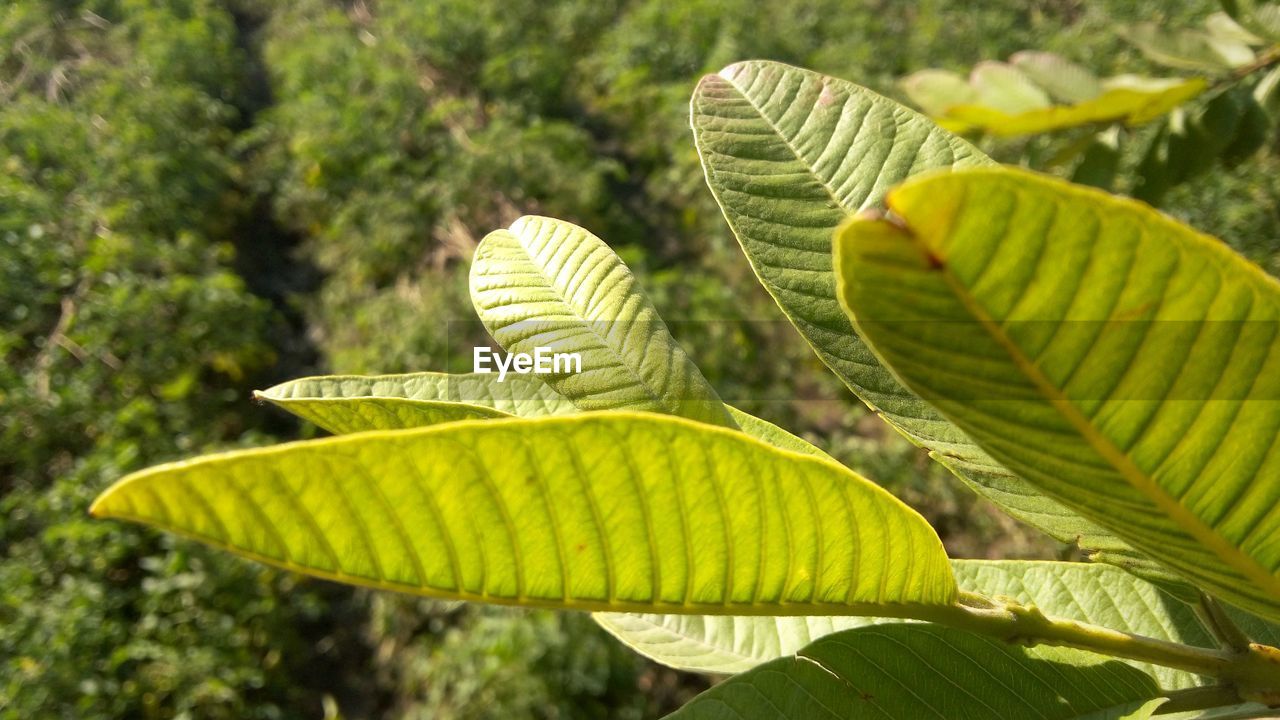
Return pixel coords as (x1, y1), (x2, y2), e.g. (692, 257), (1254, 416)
(1212, 44), (1280, 91)
(937, 592), (1236, 677)
(911, 592), (1280, 708)
(1197, 592), (1253, 653)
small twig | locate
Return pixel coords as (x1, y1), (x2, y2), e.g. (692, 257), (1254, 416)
(1211, 44), (1280, 92)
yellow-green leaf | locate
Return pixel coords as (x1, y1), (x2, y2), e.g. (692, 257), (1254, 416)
(92, 413), (956, 613)
(471, 216), (736, 428)
(943, 77), (1206, 136)
(255, 372), (578, 433)
(258, 371), (835, 460)
(835, 167), (1280, 622)
(691, 60), (1167, 585)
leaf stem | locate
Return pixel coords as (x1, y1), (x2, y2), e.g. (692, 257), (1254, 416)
(937, 591), (1236, 677)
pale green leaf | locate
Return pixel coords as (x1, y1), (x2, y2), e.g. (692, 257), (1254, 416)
(968, 61), (1052, 113)
(898, 69), (978, 116)
(255, 371), (578, 433)
(598, 560), (1210, 688)
(92, 413), (955, 613)
(1010, 51), (1104, 104)
(690, 60), (1165, 583)
(256, 372), (834, 461)
(665, 623), (1162, 719)
(1205, 12), (1266, 46)
(835, 167), (1280, 622)
(1123, 23), (1248, 71)
(470, 216), (735, 428)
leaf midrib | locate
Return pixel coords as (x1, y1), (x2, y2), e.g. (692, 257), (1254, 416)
(892, 211), (1280, 598)
(711, 66), (855, 217)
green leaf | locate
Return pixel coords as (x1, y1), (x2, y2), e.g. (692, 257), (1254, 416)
(257, 372), (834, 460)
(1071, 129), (1122, 191)
(470, 215), (736, 428)
(942, 77), (1206, 137)
(1123, 23), (1251, 71)
(968, 61), (1051, 113)
(255, 371), (578, 433)
(1206, 11), (1266, 46)
(691, 60), (1165, 584)
(665, 623), (1162, 719)
(1253, 67), (1280, 116)
(898, 69), (979, 116)
(91, 412), (955, 613)
(835, 167), (1280, 622)
(1010, 51), (1104, 104)
(598, 560), (1211, 688)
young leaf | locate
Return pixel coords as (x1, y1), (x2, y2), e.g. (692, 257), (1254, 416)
(256, 372), (578, 433)
(470, 216), (737, 428)
(1010, 51), (1104, 104)
(968, 61), (1051, 113)
(598, 560), (1211, 688)
(836, 167), (1280, 622)
(91, 413), (956, 613)
(941, 77), (1206, 137)
(665, 623), (1163, 720)
(1124, 22), (1253, 71)
(257, 372), (834, 459)
(690, 60), (1164, 583)
(898, 69), (979, 116)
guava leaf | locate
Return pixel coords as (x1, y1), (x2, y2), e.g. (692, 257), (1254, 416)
(942, 77), (1206, 136)
(256, 372), (833, 460)
(471, 215), (736, 428)
(92, 413), (955, 613)
(665, 623), (1163, 720)
(255, 372), (577, 433)
(1010, 51), (1104, 104)
(691, 60), (1166, 583)
(598, 560), (1210, 688)
(836, 167), (1280, 622)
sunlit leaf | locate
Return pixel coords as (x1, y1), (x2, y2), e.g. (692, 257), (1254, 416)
(836, 167), (1280, 622)
(691, 60), (1167, 584)
(471, 216), (736, 428)
(898, 69), (978, 116)
(968, 61), (1051, 113)
(1010, 51), (1103, 103)
(92, 413), (955, 613)
(258, 372), (834, 460)
(942, 77), (1206, 136)
(1123, 23), (1252, 71)
(256, 372), (578, 433)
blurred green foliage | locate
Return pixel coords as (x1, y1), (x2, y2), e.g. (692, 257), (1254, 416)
(3, 0), (1276, 717)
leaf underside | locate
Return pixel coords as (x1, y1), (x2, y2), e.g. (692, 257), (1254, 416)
(666, 623), (1162, 720)
(258, 371), (834, 461)
(599, 559), (1212, 690)
(836, 166), (1280, 622)
(470, 216), (736, 428)
(91, 413), (956, 614)
(691, 60), (1164, 580)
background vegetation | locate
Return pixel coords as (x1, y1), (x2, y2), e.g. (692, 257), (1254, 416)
(3, 1), (1276, 717)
